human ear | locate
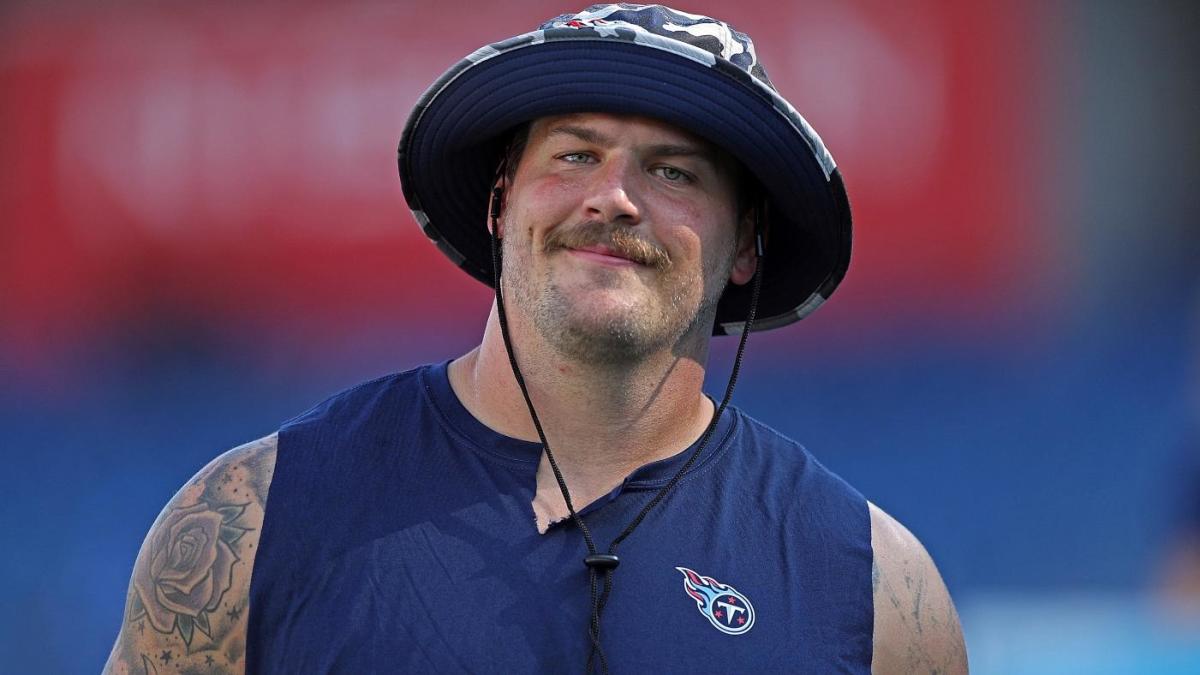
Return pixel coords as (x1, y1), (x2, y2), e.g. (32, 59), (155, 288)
(728, 212), (759, 286)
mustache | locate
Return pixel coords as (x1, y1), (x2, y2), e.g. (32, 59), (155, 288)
(542, 221), (671, 271)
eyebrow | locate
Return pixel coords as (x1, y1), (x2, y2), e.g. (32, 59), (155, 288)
(547, 125), (719, 165)
(548, 124), (615, 147)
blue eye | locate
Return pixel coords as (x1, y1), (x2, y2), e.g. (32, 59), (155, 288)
(559, 152), (593, 163)
(654, 166), (691, 183)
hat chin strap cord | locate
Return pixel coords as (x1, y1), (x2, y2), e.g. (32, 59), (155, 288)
(488, 172), (765, 674)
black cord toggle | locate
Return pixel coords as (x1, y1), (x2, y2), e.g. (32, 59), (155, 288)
(583, 554), (620, 570)
(490, 186), (503, 224)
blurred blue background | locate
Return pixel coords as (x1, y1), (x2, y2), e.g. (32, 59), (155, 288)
(1, 0), (1198, 672)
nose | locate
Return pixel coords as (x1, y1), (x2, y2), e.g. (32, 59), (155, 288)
(581, 156), (641, 225)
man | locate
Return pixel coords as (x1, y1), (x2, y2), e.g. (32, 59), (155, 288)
(106, 5), (967, 673)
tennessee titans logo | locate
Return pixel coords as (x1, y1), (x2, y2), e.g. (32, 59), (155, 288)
(676, 567), (755, 635)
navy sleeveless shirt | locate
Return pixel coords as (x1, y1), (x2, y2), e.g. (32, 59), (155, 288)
(247, 362), (873, 672)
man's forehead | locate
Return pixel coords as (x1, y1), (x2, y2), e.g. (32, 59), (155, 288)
(531, 112), (715, 152)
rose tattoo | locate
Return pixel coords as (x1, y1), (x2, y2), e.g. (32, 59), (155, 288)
(128, 501), (250, 648)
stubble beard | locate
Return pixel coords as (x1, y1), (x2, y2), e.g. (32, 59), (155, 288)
(501, 226), (734, 367)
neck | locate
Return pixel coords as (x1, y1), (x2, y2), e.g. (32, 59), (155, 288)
(448, 303), (716, 530)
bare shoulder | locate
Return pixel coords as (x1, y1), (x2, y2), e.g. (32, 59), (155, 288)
(104, 434), (279, 675)
(869, 501), (968, 675)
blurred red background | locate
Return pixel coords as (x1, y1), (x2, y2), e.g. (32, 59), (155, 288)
(1, 0), (1065, 384)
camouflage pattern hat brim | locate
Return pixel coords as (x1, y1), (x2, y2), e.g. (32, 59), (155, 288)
(398, 3), (852, 335)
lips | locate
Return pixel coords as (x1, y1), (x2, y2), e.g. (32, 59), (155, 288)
(568, 245), (642, 267)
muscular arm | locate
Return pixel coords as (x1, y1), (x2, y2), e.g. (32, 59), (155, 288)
(870, 502), (968, 675)
(104, 435), (278, 675)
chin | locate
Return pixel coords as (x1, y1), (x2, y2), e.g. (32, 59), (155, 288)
(552, 321), (662, 364)
(516, 268), (709, 363)
(543, 298), (691, 364)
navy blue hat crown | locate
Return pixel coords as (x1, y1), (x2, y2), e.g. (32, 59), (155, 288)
(399, 3), (852, 334)
(540, 4), (772, 84)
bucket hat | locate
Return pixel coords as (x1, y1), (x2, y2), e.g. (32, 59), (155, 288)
(398, 3), (852, 334)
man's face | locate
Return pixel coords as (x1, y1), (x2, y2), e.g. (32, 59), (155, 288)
(499, 112), (756, 364)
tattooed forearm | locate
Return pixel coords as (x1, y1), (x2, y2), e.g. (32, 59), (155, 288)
(104, 435), (278, 675)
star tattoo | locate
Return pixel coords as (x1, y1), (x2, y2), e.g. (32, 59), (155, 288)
(205, 655), (215, 666)
(227, 605), (243, 621)
(159, 650), (173, 663)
